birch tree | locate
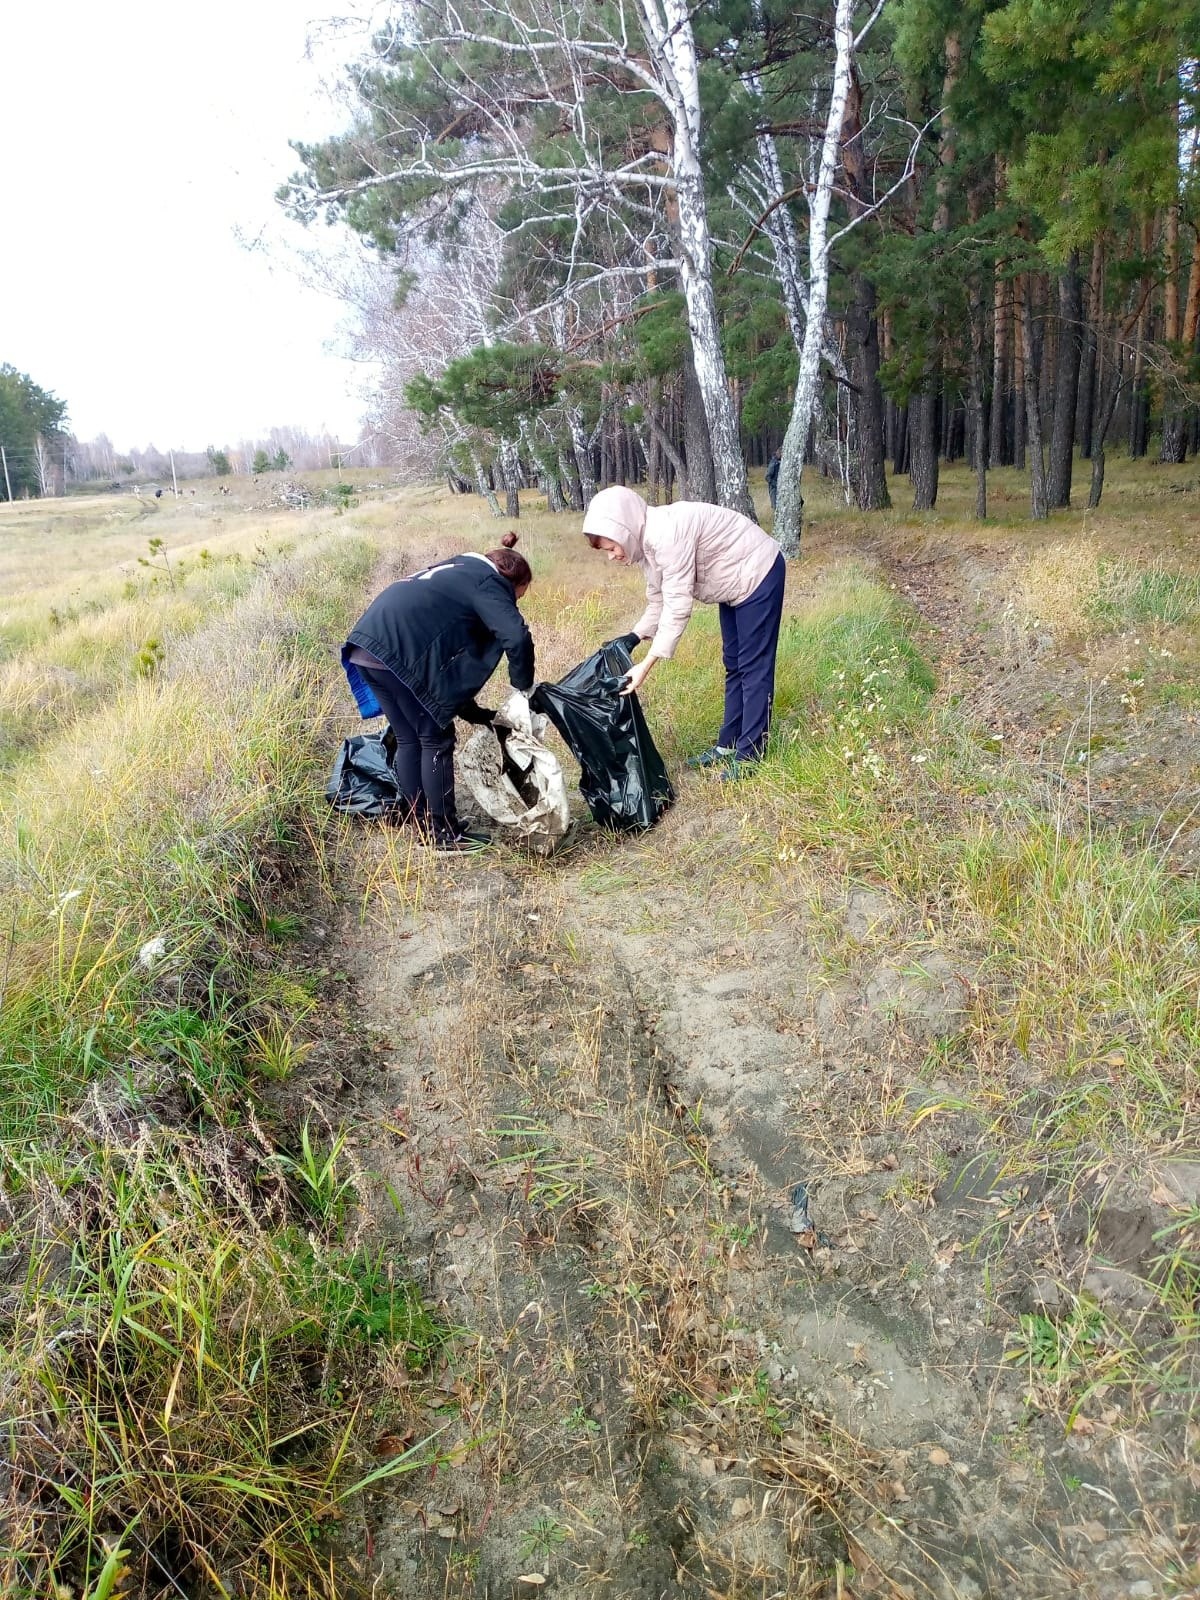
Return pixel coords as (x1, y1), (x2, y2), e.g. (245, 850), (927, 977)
(635, 0), (754, 514)
(34, 435), (53, 498)
(728, 54), (854, 406)
(724, 7), (913, 512)
(732, 0), (850, 375)
(283, 0), (755, 514)
(774, 0), (921, 556)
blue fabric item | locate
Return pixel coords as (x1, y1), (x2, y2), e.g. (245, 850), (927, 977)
(342, 652), (383, 720)
(716, 552), (786, 761)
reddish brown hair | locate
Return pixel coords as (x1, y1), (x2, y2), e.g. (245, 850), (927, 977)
(487, 530), (532, 588)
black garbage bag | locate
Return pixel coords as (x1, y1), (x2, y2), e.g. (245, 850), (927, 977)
(326, 729), (402, 818)
(531, 640), (674, 831)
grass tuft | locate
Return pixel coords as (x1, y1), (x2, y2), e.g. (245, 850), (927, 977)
(1, 1127), (440, 1599)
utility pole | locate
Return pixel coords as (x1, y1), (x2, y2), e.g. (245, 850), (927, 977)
(170, 449), (179, 498)
(1, 446), (11, 502)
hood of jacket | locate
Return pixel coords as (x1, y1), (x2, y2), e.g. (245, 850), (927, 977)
(582, 486), (647, 565)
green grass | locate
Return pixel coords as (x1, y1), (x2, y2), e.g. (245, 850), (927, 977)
(4, 463), (1200, 1586)
(272, 1121), (358, 1227)
(1089, 561), (1200, 629)
(1, 1131), (442, 1599)
(0, 510), (447, 1600)
(627, 557), (1198, 1177)
(654, 564), (935, 761)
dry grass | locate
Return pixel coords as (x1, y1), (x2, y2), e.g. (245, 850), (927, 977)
(1013, 536), (1109, 639)
(340, 869), (903, 1596)
(0, 483), (450, 1599)
(4, 456), (1200, 1597)
(1, 1111), (442, 1600)
(0, 476), (398, 770)
(1012, 536), (1200, 647)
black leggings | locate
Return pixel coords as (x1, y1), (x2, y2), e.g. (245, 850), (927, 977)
(356, 666), (458, 837)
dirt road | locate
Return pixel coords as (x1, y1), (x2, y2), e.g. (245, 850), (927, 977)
(302, 524), (1198, 1599)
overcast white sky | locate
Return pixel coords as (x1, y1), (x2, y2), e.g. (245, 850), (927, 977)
(1, 2), (378, 453)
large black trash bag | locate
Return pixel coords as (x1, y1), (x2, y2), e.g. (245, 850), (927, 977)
(531, 640), (674, 831)
(326, 728), (402, 818)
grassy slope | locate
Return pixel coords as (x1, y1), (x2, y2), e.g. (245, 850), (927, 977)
(1, 479), (444, 1599)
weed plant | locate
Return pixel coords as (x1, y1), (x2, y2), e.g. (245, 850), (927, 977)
(0, 1128), (439, 1598)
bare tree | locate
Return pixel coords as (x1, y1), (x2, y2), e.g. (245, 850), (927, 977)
(774, 0), (930, 556)
(346, 208), (512, 504)
(285, 0), (756, 513)
(34, 434), (54, 498)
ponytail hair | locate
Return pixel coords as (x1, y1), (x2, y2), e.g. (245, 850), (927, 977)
(487, 530), (532, 588)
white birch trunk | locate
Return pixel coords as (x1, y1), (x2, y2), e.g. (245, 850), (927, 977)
(519, 417), (566, 511)
(775, 0), (856, 558)
(747, 71), (807, 351)
(445, 413), (502, 516)
(741, 122), (852, 387)
(498, 435), (523, 517)
(636, 0), (754, 517)
(568, 406), (597, 505)
(467, 443), (502, 517)
(743, 2), (852, 388)
(34, 435), (52, 498)
(747, 109), (854, 423)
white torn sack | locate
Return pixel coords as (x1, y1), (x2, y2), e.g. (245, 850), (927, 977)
(457, 691), (570, 855)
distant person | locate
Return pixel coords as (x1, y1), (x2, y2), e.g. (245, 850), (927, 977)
(341, 532), (536, 851)
(765, 448), (781, 511)
(155, 488), (163, 499)
(582, 487), (784, 780)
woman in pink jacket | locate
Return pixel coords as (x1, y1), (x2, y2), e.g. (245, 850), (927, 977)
(583, 486), (785, 776)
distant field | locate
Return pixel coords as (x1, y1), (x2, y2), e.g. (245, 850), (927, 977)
(0, 469), (388, 632)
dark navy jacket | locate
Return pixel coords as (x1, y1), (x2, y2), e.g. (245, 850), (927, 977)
(342, 553), (534, 728)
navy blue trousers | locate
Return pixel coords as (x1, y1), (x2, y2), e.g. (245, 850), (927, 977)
(356, 665), (458, 837)
(716, 553), (786, 761)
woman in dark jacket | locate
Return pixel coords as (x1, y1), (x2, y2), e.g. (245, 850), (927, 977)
(341, 532), (535, 851)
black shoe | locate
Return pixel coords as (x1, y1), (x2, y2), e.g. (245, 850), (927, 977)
(430, 829), (491, 854)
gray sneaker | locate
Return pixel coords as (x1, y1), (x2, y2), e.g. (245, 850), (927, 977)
(686, 744), (735, 770)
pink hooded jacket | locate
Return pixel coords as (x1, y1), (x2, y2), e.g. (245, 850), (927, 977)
(582, 487), (782, 659)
